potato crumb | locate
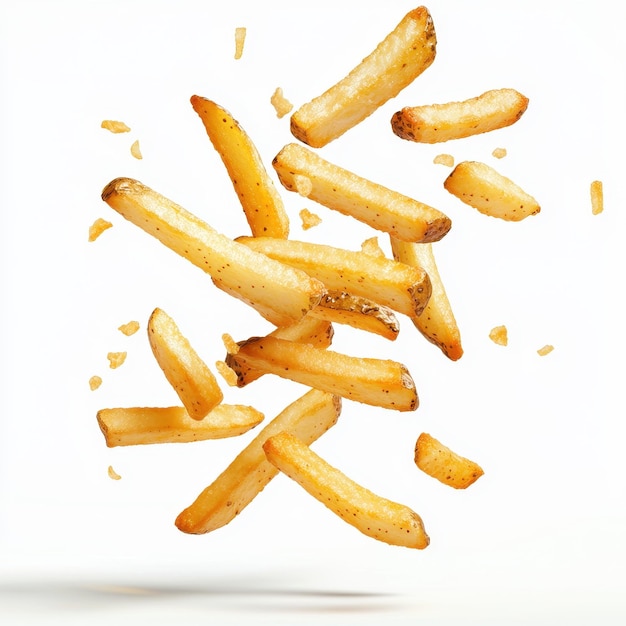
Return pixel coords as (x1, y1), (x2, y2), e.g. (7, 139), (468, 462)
(108, 465), (122, 480)
(130, 140), (143, 160)
(489, 325), (508, 346)
(270, 87), (294, 118)
(361, 236), (386, 258)
(537, 344), (554, 356)
(89, 375), (102, 391)
(222, 333), (239, 355)
(299, 208), (322, 231)
(88, 218), (113, 242)
(433, 153), (454, 167)
(294, 174), (313, 197)
(118, 320), (140, 336)
(107, 351), (127, 369)
(492, 147), (507, 159)
(234, 27), (246, 59)
(216, 360), (239, 387)
(101, 120), (131, 133)
(590, 180), (603, 215)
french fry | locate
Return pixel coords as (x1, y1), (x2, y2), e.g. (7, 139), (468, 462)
(443, 161), (540, 221)
(237, 236), (432, 318)
(175, 389), (341, 534)
(290, 6), (436, 148)
(225, 335), (417, 411)
(390, 238), (462, 360)
(101, 178), (325, 326)
(97, 405), (264, 448)
(147, 308), (223, 420)
(414, 432), (484, 489)
(273, 143), (451, 243)
(263, 431), (429, 549)
(391, 88), (529, 144)
(190, 96), (289, 238)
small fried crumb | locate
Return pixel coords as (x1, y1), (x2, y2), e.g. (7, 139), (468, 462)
(294, 174), (313, 197)
(216, 360), (238, 387)
(361, 236), (386, 258)
(118, 320), (140, 336)
(107, 351), (127, 369)
(222, 333), (239, 355)
(101, 120), (131, 133)
(492, 147), (507, 159)
(270, 87), (294, 118)
(234, 27), (246, 60)
(88, 218), (113, 242)
(433, 153), (454, 167)
(537, 344), (554, 356)
(299, 208), (322, 231)
(108, 465), (122, 480)
(130, 140), (143, 160)
(590, 180), (603, 215)
(489, 325), (508, 346)
(89, 375), (102, 391)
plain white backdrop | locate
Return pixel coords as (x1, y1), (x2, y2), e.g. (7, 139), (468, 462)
(1, 1), (624, 623)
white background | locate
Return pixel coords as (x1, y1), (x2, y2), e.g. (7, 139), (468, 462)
(1, 1), (624, 623)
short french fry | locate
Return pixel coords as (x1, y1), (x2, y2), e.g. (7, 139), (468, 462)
(290, 6), (436, 148)
(391, 88), (529, 143)
(148, 308), (223, 420)
(263, 432), (429, 549)
(415, 432), (484, 489)
(390, 238), (462, 360)
(225, 335), (418, 411)
(101, 178), (325, 326)
(273, 143), (451, 243)
(191, 96), (289, 238)
(97, 405), (264, 447)
(175, 389), (341, 534)
(237, 236), (432, 318)
(443, 161), (540, 221)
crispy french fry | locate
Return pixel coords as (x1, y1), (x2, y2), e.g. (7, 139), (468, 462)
(391, 88), (529, 143)
(175, 389), (341, 534)
(237, 236), (432, 318)
(443, 161), (540, 221)
(147, 308), (223, 420)
(101, 178), (325, 326)
(263, 432), (429, 549)
(97, 405), (264, 447)
(290, 6), (436, 148)
(273, 143), (451, 243)
(190, 96), (289, 238)
(225, 335), (417, 411)
(414, 432), (484, 489)
(390, 238), (462, 360)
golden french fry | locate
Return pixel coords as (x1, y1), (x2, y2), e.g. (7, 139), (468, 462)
(237, 236), (432, 318)
(190, 96), (289, 238)
(391, 88), (529, 143)
(101, 178), (325, 326)
(175, 389), (341, 534)
(97, 405), (264, 448)
(225, 335), (417, 411)
(273, 143), (451, 243)
(590, 180), (603, 215)
(390, 238), (462, 360)
(147, 308), (223, 420)
(443, 161), (540, 221)
(290, 6), (436, 148)
(263, 431), (429, 549)
(414, 432), (484, 489)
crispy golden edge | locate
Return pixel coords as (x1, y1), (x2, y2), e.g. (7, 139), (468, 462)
(263, 432), (429, 549)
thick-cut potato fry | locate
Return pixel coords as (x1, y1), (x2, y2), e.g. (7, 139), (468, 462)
(590, 180), (603, 215)
(175, 389), (341, 534)
(147, 308), (223, 420)
(290, 6), (436, 148)
(443, 161), (540, 221)
(263, 432), (429, 549)
(391, 88), (529, 144)
(97, 405), (264, 448)
(225, 335), (417, 411)
(237, 236), (432, 318)
(414, 432), (483, 489)
(273, 143), (451, 243)
(390, 238), (462, 360)
(101, 178), (325, 326)
(190, 96), (289, 238)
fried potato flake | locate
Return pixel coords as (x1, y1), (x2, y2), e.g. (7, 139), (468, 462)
(360, 236), (386, 258)
(290, 6), (436, 148)
(270, 87), (293, 118)
(101, 120), (131, 133)
(107, 351), (127, 369)
(433, 153), (454, 167)
(537, 344), (554, 356)
(489, 325), (508, 346)
(215, 360), (239, 387)
(118, 320), (140, 336)
(108, 465), (122, 480)
(130, 140), (142, 160)
(299, 208), (322, 231)
(263, 431), (429, 549)
(89, 375), (103, 391)
(234, 27), (246, 60)
(492, 147), (507, 159)
(590, 180), (603, 215)
(88, 217), (113, 242)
